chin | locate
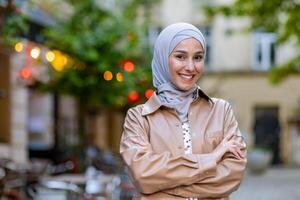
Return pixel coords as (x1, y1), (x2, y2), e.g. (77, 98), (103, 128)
(177, 85), (194, 91)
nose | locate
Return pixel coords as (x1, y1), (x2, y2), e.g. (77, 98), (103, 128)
(185, 59), (195, 71)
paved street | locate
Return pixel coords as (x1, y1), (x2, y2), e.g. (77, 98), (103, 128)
(231, 167), (300, 200)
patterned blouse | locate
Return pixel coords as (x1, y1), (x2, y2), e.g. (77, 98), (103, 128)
(182, 122), (198, 200)
(182, 122), (193, 154)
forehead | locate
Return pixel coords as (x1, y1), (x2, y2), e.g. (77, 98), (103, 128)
(172, 38), (204, 52)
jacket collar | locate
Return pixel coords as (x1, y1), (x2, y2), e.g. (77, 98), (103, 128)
(141, 86), (212, 116)
(142, 92), (162, 116)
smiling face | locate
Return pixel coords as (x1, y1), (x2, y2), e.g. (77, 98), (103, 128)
(168, 38), (204, 91)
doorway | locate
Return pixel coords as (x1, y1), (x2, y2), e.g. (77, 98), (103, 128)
(253, 106), (282, 164)
(0, 51), (10, 143)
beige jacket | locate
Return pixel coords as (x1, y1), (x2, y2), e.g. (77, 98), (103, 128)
(120, 91), (247, 199)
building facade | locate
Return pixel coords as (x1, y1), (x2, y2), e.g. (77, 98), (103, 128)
(0, 45), (29, 163)
(150, 0), (300, 165)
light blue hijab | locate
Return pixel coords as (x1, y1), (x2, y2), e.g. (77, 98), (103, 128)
(151, 23), (206, 122)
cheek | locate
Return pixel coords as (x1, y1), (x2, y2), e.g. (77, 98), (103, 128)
(169, 60), (182, 74)
(169, 59), (182, 70)
(195, 62), (204, 74)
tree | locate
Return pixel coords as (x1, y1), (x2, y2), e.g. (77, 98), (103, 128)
(1, 0), (159, 169)
(204, 0), (300, 83)
(2, 0), (157, 108)
(0, 0), (28, 44)
(40, 0), (156, 108)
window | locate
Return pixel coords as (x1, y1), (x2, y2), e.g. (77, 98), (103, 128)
(199, 26), (211, 68)
(148, 26), (162, 48)
(252, 32), (277, 71)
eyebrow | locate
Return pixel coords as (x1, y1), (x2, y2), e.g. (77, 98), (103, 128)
(172, 50), (204, 54)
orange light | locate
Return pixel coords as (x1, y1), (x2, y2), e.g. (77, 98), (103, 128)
(116, 72), (123, 82)
(14, 42), (23, 52)
(20, 67), (31, 79)
(145, 89), (154, 99)
(123, 61), (135, 72)
(51, 51), (67, 71)
(103, 71), (113, 81)
(128, 90), (139, 103)
(127, 33), (135, 41)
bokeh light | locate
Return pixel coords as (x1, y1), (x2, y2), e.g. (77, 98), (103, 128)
(20, 67), (31, 79)
(46, 51), (55, 62)
(30, 47), (41, 59)
(127, 33), (135, 41)
(116, 72), (123, 82)
(123, 60), (135, 72)
(128, 90), (139, 103)
(145, 89), (155, 99)
(51, 51), (68, 71)
(103, 71), (113, 81)
(14, 42), (23, 52)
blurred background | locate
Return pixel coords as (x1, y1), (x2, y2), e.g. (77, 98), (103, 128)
(0, 0), (299, 199)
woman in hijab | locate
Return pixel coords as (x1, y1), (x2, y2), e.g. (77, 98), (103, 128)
(120, 23), (247, 200)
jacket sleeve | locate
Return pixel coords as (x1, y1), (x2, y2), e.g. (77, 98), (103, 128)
(120, 106), (218, 194)
(163, 103), (247, 198)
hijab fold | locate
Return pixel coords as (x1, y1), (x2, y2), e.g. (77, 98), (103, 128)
(151, 23), (206, 122)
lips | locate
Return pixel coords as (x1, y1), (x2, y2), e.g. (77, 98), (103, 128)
(179, 73), (194, 81)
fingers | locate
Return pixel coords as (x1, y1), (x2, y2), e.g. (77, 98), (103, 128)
(224, 133), (246, 149)
(233, 140), (246, 150)
(215, 134), (247, 161)
(227, 139), (246, 159)
(222, 140), (246, 155)
(240, 141), (247, 150)
(233, 134), (245, 143)
(229, 146), (244, 159)
(230, 149), (241, 159)
(224, 133), (245, 142)
(223, 131), (235, 141)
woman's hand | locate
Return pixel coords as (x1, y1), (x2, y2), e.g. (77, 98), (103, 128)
(211, 132), (246, 162)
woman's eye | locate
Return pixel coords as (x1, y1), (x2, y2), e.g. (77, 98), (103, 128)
(195, 55), (203, 61)
(175, 55), (185, 60)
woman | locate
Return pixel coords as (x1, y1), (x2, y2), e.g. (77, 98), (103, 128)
(120, 23), (247, 200)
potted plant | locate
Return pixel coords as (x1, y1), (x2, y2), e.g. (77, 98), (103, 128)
(247, 145), (273, 175)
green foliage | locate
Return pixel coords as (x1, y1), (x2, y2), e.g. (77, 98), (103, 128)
(1, 0), (159, 164)
(37, 0), (155, 109)
(2, 0), (157, 109)
(269, 55), (300, 84)
(0, 3), (28, 45)
(204, 0), (300, 82)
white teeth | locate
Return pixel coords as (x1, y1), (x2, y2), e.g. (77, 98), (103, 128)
(180, 74), (193, 80)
